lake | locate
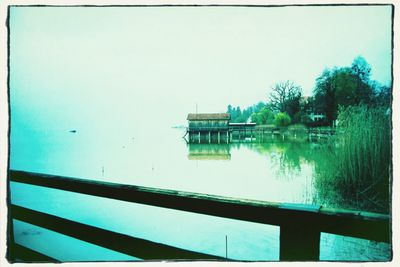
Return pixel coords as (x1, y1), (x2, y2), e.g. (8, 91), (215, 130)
(10, 127), (391, 261)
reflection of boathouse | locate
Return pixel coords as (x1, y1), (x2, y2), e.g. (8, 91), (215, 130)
(187, 144), (231, 160)
(186, 113), (230, 144)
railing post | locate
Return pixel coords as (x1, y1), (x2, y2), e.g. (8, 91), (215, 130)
(280, 225), (320, 261)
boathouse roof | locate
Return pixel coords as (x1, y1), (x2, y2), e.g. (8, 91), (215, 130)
(187, 113), (230, 121)
(228, 122), (256, 126)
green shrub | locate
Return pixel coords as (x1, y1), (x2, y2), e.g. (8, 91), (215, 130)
(274, 112), (291, 127)
(251, 107), (275, 125)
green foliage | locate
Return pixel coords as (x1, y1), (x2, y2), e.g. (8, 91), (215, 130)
(274, 112), (291, 127)
(351, 56), (371, 82)
(227, 102), (266, 123)
(312, 56), (382, 126)
(372, 85), (391, 107)
(314, 105), (391, 212)
(292, 111), (303, 124)
(228, 55), (391, 132)
(251, 107), (274, 125)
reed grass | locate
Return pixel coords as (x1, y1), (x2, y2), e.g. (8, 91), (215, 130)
(314, 105), (391, 212)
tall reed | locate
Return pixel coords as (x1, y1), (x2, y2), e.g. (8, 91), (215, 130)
(314, 105), (391, 212)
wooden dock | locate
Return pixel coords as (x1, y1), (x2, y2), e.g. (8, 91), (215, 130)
(186, 124), (336, 144)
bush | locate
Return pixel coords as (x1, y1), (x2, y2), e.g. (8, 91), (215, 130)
(274, 112), (291, 127)
(251, 107), (275, 125)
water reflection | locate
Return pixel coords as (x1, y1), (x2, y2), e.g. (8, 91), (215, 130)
(188, 140), (320, 179)
(234, 142), (309, 174)
(187, 144), (231, 160)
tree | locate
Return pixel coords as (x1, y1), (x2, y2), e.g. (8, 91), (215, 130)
(251, 113), (262, 124)
(351, 56), (371, 83)
(313, 57), (376, 126)
(227, 105), (244, 122)
(373, 84), (391, 107)
(227, 104), (233, 115)
(313, 69), (337, 125)
(351, 56), (374, 104)
(269, 80), (302, 117)
(251, 107), (274, 125)
(227, 102), (267, 123)
(274, 112), (291, 127)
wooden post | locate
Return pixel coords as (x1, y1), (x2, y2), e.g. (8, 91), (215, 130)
(209, 132), (211, 144)
(225, 235), (228, 259)
(226, 131), (229, 144)
(198, 132), (201, 144)
(218, 132), (220, 144)
(280, 225), (320, 261)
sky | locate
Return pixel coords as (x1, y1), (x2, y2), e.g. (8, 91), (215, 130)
(9, 5), (392, 130)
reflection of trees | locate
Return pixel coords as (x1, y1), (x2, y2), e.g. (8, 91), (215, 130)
(240, 141), (319, 179)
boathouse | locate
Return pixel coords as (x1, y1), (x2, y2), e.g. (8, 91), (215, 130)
(186, 113), (230, 143)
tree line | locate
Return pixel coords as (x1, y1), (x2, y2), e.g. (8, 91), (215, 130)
(227, 56), (391, 127)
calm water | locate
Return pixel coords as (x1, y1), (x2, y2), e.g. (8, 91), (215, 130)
(10, 128), (391, 261)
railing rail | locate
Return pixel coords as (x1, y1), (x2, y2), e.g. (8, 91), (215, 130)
(11, 204), (221, 261)
(9, 170), (390, 261)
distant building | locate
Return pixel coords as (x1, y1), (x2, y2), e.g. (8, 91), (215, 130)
(186, 113), (230, 143)
(187, 113), (230, 130)
(300, 96), (327, 123)
(308, 113), (326, 122)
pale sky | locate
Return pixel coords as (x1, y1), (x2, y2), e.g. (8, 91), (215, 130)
(10, 5), (392, 130)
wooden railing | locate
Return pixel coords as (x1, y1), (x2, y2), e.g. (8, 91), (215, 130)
(8, 170), (390, 262)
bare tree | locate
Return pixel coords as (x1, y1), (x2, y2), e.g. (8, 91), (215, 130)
(269, 80), (302, 115)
